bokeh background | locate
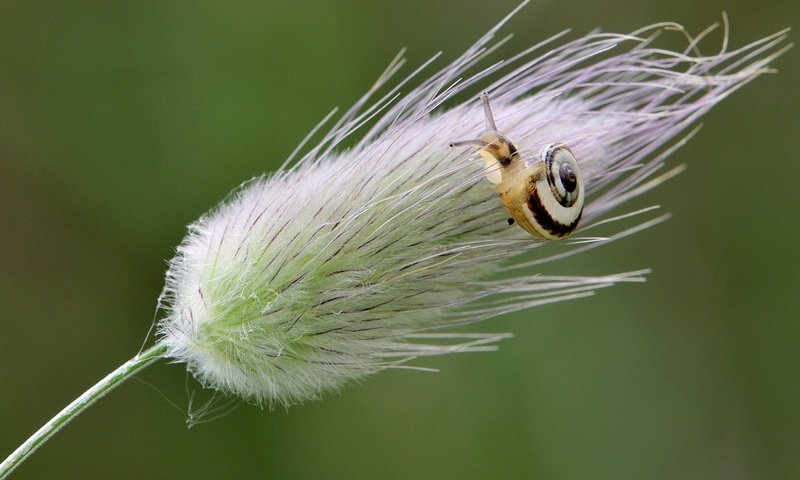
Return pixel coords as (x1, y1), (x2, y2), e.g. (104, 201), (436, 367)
(1, 1), (797, 479)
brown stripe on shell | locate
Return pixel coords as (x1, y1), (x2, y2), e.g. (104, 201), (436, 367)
(544, 144), (576, 208)
(527, 190), (581, 238)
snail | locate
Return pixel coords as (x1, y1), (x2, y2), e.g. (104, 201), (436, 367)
(450, 93), (584, 239)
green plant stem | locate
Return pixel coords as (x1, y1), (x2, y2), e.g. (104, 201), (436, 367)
(0, 344), (168, 479)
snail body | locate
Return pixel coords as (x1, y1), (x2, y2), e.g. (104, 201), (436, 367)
(451, 93), (584, 239)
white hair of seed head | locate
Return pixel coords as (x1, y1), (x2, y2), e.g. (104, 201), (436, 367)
(156, 5), (790, 407)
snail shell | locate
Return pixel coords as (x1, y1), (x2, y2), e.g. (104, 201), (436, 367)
(451, 93), (584, 239)
(493, 143), (583, 239)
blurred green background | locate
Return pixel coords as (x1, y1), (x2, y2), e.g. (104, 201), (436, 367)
(0, 1), (797, 479)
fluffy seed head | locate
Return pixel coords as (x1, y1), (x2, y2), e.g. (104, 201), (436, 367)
(156, 10), (789, 407)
